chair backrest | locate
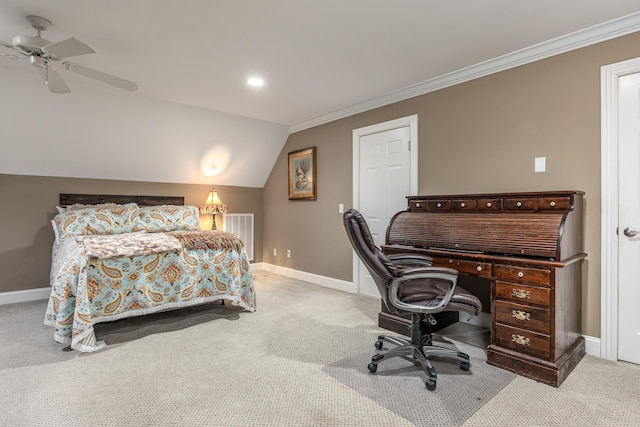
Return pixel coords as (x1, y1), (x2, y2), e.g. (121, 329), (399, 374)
(343, 209), (398, 309)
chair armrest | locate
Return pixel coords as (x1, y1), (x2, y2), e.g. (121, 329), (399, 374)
(388, 267), (458, 315)
(387, 253), (434, 267)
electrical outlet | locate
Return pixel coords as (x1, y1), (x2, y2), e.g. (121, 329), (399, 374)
(286, 249), (291, 258)
(273, 248), (277, 256)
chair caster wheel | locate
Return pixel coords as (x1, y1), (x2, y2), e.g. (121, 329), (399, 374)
(460, 361), (470, 371)
(374, 340), (383, 350)
(368, 363), (378, 373)
(425, 379), (437, 391)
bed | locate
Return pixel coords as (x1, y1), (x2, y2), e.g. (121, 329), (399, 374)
(44, 194), (255, 352)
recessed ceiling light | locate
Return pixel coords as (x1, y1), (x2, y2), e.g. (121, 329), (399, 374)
(247, 77), (264, 87)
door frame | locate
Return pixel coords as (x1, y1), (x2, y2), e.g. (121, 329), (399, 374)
(601, 57), (640, 361)
(352, 114), (418, 293)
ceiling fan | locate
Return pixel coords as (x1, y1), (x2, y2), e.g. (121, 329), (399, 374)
(0, 15), (137, 94)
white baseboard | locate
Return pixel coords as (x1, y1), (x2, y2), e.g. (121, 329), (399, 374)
(0, 287), (50, 305)
(252, 263), (356, 294)
(254, 263), (604, 358)
(583, 334), (601, 357)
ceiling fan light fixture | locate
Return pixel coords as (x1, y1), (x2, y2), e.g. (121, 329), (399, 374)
(5, 15), (137, 94)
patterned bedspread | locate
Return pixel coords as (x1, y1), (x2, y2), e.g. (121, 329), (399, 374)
(44, 230), (255, 352)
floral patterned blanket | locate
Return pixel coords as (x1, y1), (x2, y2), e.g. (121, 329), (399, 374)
(45, 230), (255, 352)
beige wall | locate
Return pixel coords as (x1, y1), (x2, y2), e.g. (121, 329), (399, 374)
(0, 174), (263, 293)
(262, 31), (640, 339)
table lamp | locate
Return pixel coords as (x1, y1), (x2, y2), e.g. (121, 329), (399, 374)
(200, 187), (228, 230)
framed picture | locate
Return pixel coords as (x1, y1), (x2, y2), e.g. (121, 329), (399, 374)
(288, 147), (317, 200)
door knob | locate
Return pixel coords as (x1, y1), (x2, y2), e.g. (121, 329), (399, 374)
(623, 227), (638, 237)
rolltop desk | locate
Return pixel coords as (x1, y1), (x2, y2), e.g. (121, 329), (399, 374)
(381, 190), (586, 386)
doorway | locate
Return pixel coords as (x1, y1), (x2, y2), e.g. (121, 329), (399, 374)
(601, 57), (640, 364)
(352, 115), (418, 295)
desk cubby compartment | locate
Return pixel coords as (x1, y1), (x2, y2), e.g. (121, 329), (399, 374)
(494, 323), (551, 360)
(494, 300), (550, 334)
(495, 264), (551, 285)
(495, 281), (551, 306)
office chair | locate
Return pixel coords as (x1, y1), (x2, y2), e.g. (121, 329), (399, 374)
(343, 208), (482, 391)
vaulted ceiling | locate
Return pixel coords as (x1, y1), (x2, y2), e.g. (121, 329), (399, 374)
(2, 1), (640, 187)
(2, 1), (640, 129)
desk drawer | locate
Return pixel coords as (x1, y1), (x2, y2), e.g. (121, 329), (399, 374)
(494, 323), (551, 360)
(495, 281), (551, 306)
(409, 200), (429, 211)
(433, 257), (491, 277)
(477, 198), (502, 211)
(495, 264), (551, 285)
(427, 200), (450, 211)
(452, 199), (476, 211)
(505, 197), (537, 211)
(495, 300), (550, 334)
(538, 196), (571, 211)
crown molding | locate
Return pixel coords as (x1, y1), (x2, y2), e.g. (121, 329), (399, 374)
(289, 12), (640, 134)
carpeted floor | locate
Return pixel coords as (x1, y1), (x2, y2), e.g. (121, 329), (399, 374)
(324, 335), (515, 426)
(1, 271), (639, 426)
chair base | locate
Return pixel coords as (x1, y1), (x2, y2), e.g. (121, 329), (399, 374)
(368, 333), (470, 391)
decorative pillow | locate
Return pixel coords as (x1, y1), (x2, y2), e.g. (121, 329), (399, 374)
(53, 203), (146, 241)
(138, 205), (201, 233)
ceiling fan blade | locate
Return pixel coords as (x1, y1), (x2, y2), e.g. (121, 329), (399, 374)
(0, 53), (18, 60)
(1, 40), (13, 49)
(63, 62), (137, 91)
(36, 66), (71, 94)
(42, 37), (95, 59)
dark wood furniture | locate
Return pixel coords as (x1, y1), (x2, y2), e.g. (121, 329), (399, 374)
(60, 194), (184, 206)
(381, 190), (586, 386)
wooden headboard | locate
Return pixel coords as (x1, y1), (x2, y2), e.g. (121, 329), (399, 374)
(59, 194), (185, 206)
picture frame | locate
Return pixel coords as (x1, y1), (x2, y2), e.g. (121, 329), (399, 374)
(288, 147), (317, 200)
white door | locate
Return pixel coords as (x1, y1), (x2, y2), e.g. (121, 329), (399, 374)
(354, 122), (414, 296)
(618, 72), (640, 365)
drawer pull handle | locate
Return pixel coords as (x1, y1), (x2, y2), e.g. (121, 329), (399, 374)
(517, 272), (524, 278)
(550, 201), (556, 207)
(460, 202), (466, 208)
(512, 310), (531, 321)
(415, 203), (421, 208)
(476, 266), (482, 272)
(512, 334), (530, 346)
(512, 289), (530, 299)
(486, 202), (492, 207)
(516, 201), (522, 207)
(436, 203), (442, 208)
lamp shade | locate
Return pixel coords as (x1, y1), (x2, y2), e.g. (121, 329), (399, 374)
(204, 189), (223, 206)
(200, 188), (228, 215)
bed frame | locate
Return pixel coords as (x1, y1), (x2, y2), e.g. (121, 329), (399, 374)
(59, 194), (184, 206)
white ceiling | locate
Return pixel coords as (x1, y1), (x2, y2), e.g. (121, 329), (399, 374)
(2, 1), (640, 131)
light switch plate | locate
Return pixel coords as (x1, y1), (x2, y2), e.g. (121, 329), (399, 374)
(535, 157), (546, 173)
